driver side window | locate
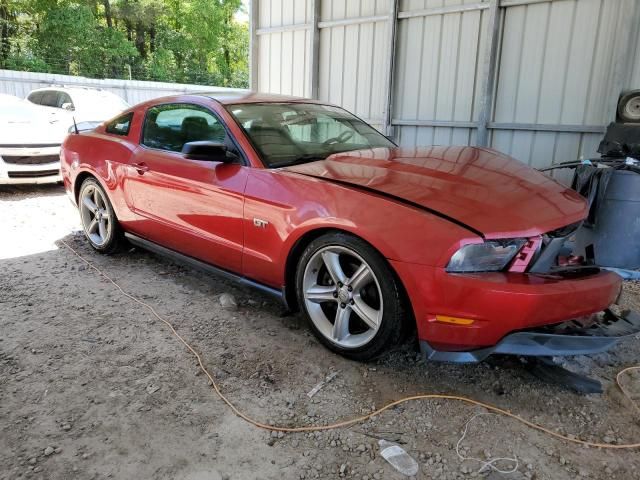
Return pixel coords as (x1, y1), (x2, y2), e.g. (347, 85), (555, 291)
(141, 103), (227, 153)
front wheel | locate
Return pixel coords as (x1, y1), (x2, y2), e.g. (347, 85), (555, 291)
(78, 177), (124, 254)
(295, 232), (407, 361)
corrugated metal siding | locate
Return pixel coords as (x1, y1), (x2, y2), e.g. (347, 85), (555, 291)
(394, 0), (488, 148)
(492, 0), (621, 172)
(253, 0), (640, 169)
(318, 0), (390, 130)
(0, 69), (236, 104)
(257, 0), (311, 97)
(628, 8), (640, 88)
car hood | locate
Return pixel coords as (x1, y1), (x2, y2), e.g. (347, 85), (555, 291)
(283, 146), (587, 238)
(0, 103), (68, 145)
(0, 124), (67, 145)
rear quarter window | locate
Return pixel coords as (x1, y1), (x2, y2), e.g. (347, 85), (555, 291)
(27, 92), (44, 104)
(105, 112), (134, 136)
(40, 91), (59, 107)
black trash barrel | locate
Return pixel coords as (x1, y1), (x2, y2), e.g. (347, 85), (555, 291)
(574, 169), (640, 269)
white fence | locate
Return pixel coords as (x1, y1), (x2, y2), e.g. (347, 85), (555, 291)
(0, 69), (235, 105)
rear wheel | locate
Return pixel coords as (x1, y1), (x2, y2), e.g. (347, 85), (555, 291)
(78, 178), (124, 254)
(295, 232), (406, 361)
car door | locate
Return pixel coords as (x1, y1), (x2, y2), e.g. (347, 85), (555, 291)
(124, 102), (249, 274)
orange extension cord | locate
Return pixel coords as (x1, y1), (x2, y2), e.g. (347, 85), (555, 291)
(61, 240), (640, 449)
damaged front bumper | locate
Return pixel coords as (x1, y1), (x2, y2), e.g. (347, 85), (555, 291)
(421, 309), (640, 363)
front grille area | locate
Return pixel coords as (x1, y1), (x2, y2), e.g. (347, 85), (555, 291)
(526, 223), (583, 273)
(7, 169), (60, 178)
(2, 154), (60, 165)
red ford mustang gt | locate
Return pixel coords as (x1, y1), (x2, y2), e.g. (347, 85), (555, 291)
(60, 92), (638, 363)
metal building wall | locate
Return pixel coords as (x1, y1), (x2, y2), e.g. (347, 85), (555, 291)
(629, 8), (640, 88)
(490, 0), (634, 171)
(253, 0), (392, 131)
(251, 0), (640, 170)
(317, 0), (391, 131)
(393, 0), (489, 149)
(255, 0), (313, 97)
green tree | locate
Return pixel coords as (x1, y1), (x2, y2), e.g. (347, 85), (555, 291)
(143, 47), (177, 81)
(0, 0), (249, 87)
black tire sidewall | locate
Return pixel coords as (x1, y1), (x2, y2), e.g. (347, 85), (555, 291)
(79, 178), (122, 254)
(618, 90), (640, 123)
(295, 232), (406, 361)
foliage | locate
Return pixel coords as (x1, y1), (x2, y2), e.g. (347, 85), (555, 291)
(0, 0), (249, 87)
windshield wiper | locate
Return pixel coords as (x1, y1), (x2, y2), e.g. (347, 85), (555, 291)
(295, 154), (329, 163)
(272, 154), (328, 168)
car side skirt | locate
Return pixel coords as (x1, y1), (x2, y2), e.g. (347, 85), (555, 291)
(124, 233), (288, 308)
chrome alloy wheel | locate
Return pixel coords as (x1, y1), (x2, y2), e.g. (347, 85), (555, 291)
(302, 245), (383, 348)
(80, 184), (112, 247)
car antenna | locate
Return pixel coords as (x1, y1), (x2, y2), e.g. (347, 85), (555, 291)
(72, 116), (79, 134)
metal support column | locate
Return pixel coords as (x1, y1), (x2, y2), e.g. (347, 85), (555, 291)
(249, 0), (259, 91)
(309, 0), (321, 99)
(476, 0), (501, 147)
(382, 0), (400, 137)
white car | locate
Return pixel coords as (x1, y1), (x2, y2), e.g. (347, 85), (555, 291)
(26, 86), (130, 125)
(0, 87), (129, 185)
(0, 94), (69, 184)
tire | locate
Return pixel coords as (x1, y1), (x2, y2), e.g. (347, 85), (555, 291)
(78, 177), (124, 254)
(295, 231), (407, 361)
(618, 90), (640, 123)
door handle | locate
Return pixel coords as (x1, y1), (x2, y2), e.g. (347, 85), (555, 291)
(133, 162), (149, 174)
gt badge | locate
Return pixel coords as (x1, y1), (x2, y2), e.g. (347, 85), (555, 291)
(253, 218), (269, 229)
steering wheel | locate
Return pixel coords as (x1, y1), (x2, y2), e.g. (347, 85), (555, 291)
(323, 130), (354, 145)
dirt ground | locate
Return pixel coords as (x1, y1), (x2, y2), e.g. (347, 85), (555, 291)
(1, 184), (640, 480)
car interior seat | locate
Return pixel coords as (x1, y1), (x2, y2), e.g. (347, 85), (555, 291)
(181, 116), (210, 142)
(248, 121), (300, 159)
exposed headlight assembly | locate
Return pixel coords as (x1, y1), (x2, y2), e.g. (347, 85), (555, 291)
(446, 239), (526, 273)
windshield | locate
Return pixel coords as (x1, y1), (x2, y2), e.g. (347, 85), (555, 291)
(227, 103), (395, 168)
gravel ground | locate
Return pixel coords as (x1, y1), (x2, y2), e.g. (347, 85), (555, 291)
(1, 183), (640, 480)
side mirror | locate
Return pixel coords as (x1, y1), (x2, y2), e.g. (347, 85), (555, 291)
(182, 141), (232, 163)
(62, 102), (75, 111)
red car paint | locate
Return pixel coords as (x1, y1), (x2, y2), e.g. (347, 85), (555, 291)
(60, 92), (621, 352)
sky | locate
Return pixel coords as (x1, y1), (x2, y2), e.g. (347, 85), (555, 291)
(234, 0), (250, 23)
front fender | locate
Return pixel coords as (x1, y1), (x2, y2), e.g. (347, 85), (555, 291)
(242, 169), (478, 287)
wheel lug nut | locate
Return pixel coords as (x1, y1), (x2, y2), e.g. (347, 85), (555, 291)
(347, 285), (353, 292)
(337, 282), (343, 288)
(350, 299), (354, 305)
(333, 292), (338, 298)
(340, 303), (346, 308)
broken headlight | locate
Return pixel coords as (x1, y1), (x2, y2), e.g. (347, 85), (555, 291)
(446, 239), (526, 273)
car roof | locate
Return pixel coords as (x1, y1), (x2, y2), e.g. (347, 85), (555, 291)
(29, 86), (115, 94)
(141, 90), (328, 107)
(195, 90), (325, 105)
